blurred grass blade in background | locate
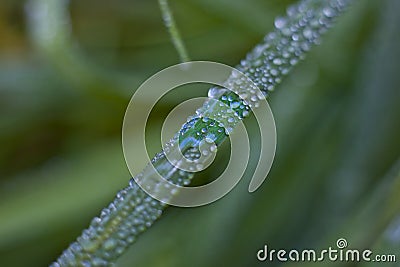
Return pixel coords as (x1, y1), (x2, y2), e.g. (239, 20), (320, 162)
(158, 0), (190, 62)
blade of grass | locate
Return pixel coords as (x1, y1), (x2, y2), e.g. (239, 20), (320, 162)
(158, 0), (190, 62)
(50, 0), (353, 266)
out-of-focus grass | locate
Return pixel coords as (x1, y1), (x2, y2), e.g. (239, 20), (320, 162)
(0, 0), (399, 266)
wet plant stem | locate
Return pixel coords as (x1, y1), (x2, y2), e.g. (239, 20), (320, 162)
(51, 0), (352, 266)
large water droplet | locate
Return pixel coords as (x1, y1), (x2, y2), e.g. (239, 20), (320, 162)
(274, 16), (287, 29)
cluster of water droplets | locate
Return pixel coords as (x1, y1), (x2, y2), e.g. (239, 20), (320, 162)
(50, 118), (228, 266)
(210, 0), (350, 102)
(52, 0), (351, 266)
(50, 146), (199, 267)
(50, 178), (164, 267)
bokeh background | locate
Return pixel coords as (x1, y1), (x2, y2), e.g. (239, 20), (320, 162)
(0, 0), (399, 266)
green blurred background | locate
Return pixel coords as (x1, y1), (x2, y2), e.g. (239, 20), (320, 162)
(0, 0), (399, 266)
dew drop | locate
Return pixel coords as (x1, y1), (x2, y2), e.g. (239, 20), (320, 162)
(103, 239), (117, 251)
(323, 7), (335, 17)
(205, 133), (216, 143)
(273, 58), (283, 65)
(274, 16), (287, 29)
(303, 28), (313, 39)
(230, 101), (240, 109)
